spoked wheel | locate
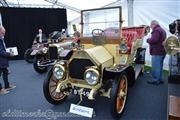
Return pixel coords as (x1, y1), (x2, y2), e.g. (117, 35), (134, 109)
(33, 55), (47, 73)
(111, 72), (128, 118)
(43, 69), (68, 104)
(24, 49), (34, 63)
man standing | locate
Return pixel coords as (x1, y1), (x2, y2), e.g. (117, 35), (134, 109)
(0, 26), (16, 94)
(147, 20), (166, 85)
(33, 28), (47, 44)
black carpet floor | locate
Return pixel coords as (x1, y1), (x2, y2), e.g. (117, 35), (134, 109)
(0, 60), (168, 120)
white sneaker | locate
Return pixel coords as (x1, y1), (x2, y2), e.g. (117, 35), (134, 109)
(0, 88), (10, 94)
(5, 84), (16, 90)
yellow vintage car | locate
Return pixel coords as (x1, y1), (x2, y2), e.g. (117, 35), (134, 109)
(43, 6), (149, 118)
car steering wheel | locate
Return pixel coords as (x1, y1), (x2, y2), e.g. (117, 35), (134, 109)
(92, 29), (105, 37)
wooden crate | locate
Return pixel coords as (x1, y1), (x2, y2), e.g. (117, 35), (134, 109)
(169, 96), (180, 120)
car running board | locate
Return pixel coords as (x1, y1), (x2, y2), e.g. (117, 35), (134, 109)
(38, 60), (57, 67)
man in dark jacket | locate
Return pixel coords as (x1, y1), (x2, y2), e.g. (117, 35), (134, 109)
(33, 29), (47, 44)
(147, 20), (166, 85)
(0, 26), (16, 94)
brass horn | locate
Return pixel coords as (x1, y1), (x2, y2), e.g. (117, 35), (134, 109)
(164, 36), (180, 55)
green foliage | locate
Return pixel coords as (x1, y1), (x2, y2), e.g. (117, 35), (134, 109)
(144, 65), (169, 76)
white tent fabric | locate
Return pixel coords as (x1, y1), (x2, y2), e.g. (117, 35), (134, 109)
(68, 0), (128, 35)
(133, 0), (180, 69)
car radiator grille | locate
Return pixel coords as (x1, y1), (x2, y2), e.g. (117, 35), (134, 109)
(69, 59), (94, 79)
(49, 46), (58, 60)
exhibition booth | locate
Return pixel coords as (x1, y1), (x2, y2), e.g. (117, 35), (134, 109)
(0, 0), (179, 120)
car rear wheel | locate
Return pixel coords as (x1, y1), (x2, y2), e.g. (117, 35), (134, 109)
(24, 49), (34, 63)
(33, 55), (47, 73)
(43, 69), (68, 104)
(111, 72), (128, 118)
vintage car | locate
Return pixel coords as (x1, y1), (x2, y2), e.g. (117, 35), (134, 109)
(164, 19), (180, 83)
(24, 43), (48, 63)
(43, 6), (149, 118)
(33, 40), (74, 73)
(24, 31), (63, 63)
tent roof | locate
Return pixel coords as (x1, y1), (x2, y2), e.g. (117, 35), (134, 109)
(4, 0), (118, 9)
(2, 0), (119, 21)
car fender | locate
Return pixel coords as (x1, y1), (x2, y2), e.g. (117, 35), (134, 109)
(59, 49), (73, 60)
(103, 65), (135, 87)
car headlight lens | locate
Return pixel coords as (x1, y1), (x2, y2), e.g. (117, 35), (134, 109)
(120, 44), (128, 50)
(58, 47), (64, 53)
(42, 47), (48, 53)
(84, 68), (99, 85)
(119, 38), (128, 53)
(53, 65), (65, 80)
(119, 43), (128, 53)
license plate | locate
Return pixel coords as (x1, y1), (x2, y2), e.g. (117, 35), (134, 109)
(72, 89), (90, 97)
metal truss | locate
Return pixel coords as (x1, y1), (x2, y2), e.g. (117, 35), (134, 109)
(45, 0), (81, 13)
(0, 0), (9, 7)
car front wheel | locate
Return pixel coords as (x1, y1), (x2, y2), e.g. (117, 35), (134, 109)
(33, 55), (47, 73)
(43, 69), (68, 104)
(24, 49), (34, 63)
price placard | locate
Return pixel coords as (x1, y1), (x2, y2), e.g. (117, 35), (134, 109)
(69, 104), (93, 118)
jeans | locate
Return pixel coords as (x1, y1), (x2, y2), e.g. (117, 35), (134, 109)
(151, 55), (166, 81)
(0, 68), (9, 90)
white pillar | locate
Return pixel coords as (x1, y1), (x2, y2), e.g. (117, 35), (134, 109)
(127, 0), (134, 26)
(0, 13), (2, 26)
(84, 13), (90, 36)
